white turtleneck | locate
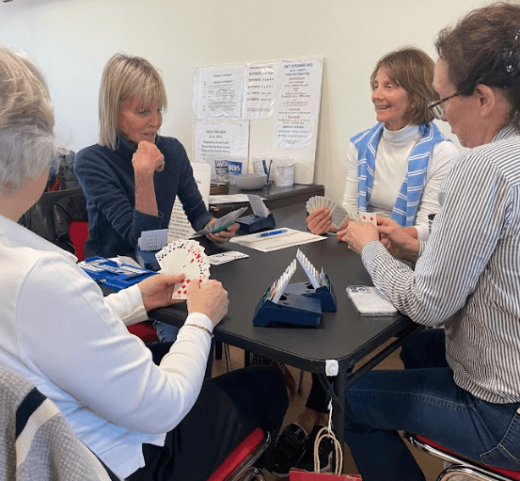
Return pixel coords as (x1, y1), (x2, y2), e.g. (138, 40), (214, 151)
(342, 123), (458, 240)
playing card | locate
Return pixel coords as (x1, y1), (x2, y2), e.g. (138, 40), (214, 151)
(155, 239), (210, 299)
(208, 251), (249, 265)
(359, 211), (377, 226)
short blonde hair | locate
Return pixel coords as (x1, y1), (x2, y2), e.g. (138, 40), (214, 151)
(99, 53), (168, 150)
(370, 47), (438, 125)
(0, 45), (58, 196)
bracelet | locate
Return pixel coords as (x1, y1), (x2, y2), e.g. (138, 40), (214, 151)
(185, 324), (214, 338)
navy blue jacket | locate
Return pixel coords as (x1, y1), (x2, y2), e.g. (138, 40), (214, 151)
(74, 136), (212, 258)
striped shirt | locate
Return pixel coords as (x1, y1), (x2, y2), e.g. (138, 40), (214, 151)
(363, 124), (520, 404)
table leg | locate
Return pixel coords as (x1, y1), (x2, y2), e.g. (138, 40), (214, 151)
(332, 371), (346, 447)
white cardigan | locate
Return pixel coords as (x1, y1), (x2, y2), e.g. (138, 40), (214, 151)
(0, 214), (213, 479)
(342, 123), (459, 240)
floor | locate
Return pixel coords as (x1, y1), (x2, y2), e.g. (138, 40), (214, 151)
(212, 340), (444, 480)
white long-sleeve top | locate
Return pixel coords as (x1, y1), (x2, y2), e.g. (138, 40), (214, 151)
(342, 123), (458, 240)
(0, 214), (214, 479)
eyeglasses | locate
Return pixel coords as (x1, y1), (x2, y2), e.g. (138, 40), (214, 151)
(428, 92), (461, 120)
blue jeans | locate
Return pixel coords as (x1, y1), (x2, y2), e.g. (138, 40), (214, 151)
(344, 329), (520, 481)
(153, 320), (179, 343)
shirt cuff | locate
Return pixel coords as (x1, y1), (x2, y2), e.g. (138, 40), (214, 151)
(116, 285), (148, 326)
(361, 240), (388, 273)
(415, 225), (430, 242)
(182, 312), (214, 332)
(417, 240), (427, 258)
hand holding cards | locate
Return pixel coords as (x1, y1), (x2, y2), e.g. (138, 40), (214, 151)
(306, 196), (349, 230)
(155, 240), (210, 299)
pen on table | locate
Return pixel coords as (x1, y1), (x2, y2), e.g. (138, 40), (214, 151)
(257, 228), (288, 238)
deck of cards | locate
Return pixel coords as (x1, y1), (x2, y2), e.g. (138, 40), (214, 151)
(155, 239), (210, 299)
(305, 196), (350, 229)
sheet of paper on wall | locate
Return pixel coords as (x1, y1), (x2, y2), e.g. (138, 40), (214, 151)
(244, 62), (281, 120)
(273, 58), (323, 151)
(193, 121), (250, 180)
(191, 206), (248, 238)
(167, 162), (211, 242)
(229, 228), (326, 253)
(247, 194), (270, 218)
(192, 65), (246, 119)
(138, 229), (168, 251)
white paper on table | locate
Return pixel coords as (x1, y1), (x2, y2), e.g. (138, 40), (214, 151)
(167, 163), (211, 242)
(139, 229), (168, 251)
(209, 194), (252, 204)
(247, 194), (270, 218)
(229, 228), (325, 252)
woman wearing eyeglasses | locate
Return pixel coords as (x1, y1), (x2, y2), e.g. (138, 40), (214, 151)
(307, 47), (458, 245)
(343, 3), (520, 480)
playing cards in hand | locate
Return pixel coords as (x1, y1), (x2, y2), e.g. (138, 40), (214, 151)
(305, 196), (350, 229)
(155, 240), (210, 299)
(191, 207), (248, 238)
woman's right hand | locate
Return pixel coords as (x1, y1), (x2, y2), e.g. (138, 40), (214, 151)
(186, 280), (229, 327)
(132, 141), (165, 177)
(306, 207), (333, 235)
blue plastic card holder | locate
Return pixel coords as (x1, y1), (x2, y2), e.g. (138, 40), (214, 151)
(80, 256), (158, 291)
(283, 275), (337, 312)
(237, 213), (276, 234)
(252, 289), (322, 328)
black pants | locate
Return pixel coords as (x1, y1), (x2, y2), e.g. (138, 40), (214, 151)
(127, 365), (288, 481)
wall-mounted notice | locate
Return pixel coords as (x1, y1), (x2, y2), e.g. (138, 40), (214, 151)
(244, 62), (280, 120)
(193, 65), (245, 119)
(192, 57), (323, 185)
(273, 59), (323, 150)
(193, 121), (250, 179)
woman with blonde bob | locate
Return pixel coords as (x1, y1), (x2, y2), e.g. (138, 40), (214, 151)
(0, 46), (287, 481)
(307, 47), (458, 244)
(75, 53), (236, 261)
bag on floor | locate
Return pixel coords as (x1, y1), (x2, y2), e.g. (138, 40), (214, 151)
(289, 427), (362, 480)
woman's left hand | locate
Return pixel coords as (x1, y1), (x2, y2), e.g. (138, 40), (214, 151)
(138, 273), (185, 311)
(206, 219), (239, 244)
(343, 222), (380, 255)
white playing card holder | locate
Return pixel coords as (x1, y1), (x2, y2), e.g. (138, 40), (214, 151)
(252, 249), (336, 328)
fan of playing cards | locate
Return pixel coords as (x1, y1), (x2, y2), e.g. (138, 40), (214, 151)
(305, 196), (354, 229)
(155, 239), (211, 300)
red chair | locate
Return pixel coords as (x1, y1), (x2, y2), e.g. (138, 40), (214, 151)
(208, 428), (270, 481)
(127, 322), (159, 343)
(406, 432), (520, 481)
(69, 220), (89, 261)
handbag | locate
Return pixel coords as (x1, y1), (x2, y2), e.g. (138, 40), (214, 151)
(289, 427), (362, 480)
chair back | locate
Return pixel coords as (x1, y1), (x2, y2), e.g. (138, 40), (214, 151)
(0, 366), (119, 480)
(208, 427), (270, 481)
(406, 432), (520, 481)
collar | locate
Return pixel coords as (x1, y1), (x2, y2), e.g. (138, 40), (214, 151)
(492, 123), (520, 143)
(381, 123), (421, 147)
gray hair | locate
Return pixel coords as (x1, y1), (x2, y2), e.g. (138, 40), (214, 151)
(0, 45), (59, 196)
(98, 53), (168, 150)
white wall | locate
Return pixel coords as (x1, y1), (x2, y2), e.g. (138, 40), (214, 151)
(0, 0), (487, 203)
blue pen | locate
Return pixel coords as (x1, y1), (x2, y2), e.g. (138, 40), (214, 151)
(267, 159), (272, 183)
(258, 228), (288, 238)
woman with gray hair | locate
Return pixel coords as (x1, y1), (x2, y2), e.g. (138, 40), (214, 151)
(0, 45), (287, 481)
(74, 53), (237, 261)
(343, 3), (520, 480)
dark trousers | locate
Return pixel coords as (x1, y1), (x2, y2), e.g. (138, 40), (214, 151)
(127, 365), (288, 481)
